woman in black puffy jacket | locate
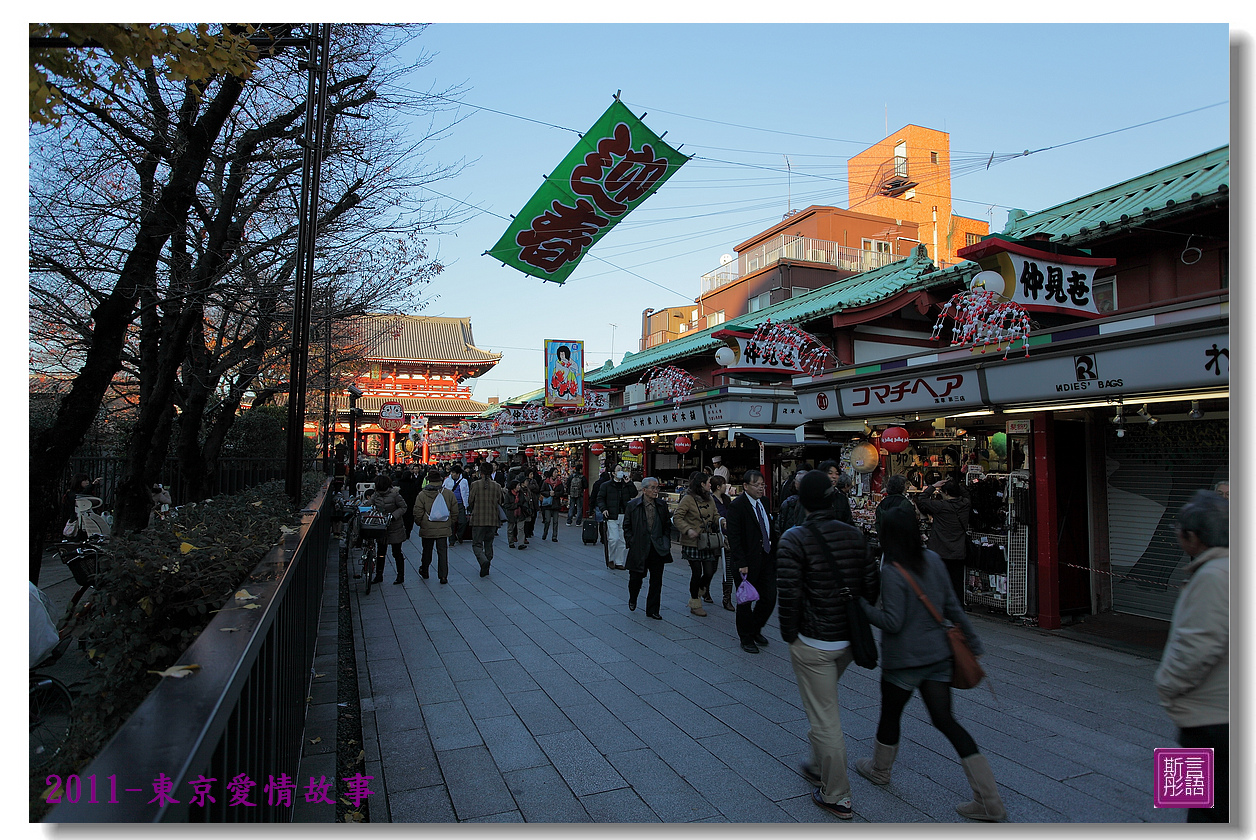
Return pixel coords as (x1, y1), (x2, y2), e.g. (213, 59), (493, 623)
(775, 471), (879, 819)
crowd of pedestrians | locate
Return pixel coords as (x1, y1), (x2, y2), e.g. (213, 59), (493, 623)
(337, 455), (1227, 824)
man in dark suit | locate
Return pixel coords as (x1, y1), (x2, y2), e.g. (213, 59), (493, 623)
(725, 469), (778, 654)
(622, 477), (673, 619)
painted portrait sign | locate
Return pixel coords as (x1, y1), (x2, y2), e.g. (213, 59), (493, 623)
(545, 340), (585, 408)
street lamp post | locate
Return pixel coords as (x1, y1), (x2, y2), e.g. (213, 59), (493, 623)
(284, 23), (332, 502)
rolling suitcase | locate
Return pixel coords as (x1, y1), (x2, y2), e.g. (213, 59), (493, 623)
(582, 520), (598, 545)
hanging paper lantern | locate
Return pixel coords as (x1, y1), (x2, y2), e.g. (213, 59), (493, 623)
(674, 435), (692, 454)
(850, 441), (880, 473)
(590, 442), (605, 455)
(490, 450), (501, 459)
(525, 447), (536, 456)
(399, 438), (416, 454)
(880, 427), (910, 454)
(628, 440), (645, 455)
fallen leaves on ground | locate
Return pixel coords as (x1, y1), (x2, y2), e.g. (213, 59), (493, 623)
(308, 736), (321, 745)
(234, 588), (258, 601)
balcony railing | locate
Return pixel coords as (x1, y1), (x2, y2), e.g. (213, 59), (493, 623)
(699, 236), (903, 295)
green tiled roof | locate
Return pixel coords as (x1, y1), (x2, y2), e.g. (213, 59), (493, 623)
(585, 246), (970, 385)
(1002, 146), (1228, 244)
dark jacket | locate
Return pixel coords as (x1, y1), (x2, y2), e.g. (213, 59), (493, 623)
(623, 495), (672, 572)
(778, 495), (807, 533)
(831, 491), (854, 526)
(725, 493), (778, 583)
(915, 490), (970, 560)
(398, 472), (423, 511)
(776, 511), (880, 645)
(371, 486), (409, 544)
(466, 477), (504, 528)
(875, 492), (916, 536)
(597, 478), (637, 520)
(863, 550), (983, 669)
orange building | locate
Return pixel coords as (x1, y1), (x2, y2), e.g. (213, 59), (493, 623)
(846, 124), (988, 267)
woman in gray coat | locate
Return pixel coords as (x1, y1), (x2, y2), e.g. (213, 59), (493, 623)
(371, 475), (409, 584)
(856, 504), (1005, 822)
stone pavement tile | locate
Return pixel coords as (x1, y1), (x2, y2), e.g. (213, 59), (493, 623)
(714, 703), (809, 757)
(605, 748), (720, 822)
(403, 658), (462, 706)
(421, 699), (484, 752)
(672, 637), (748, 679)
(1028, 734), (1152, 792)
(680, 760), (797, 822)
(385, 783), (456, 822)
(862, 763), (972, 822)
(502, 764), (592, 822)
(1000, 642), (1106, 673)
(374, 699), (425, 734)
(292, 752), (336, 822)
(484, 658), (542, 695)
(474, 713), (551, 773)
(504, 641), (565, 675)
(367, 665), (417, 698)
(696, 731), (808, 802)
(530, 667), (599, 708)
(1061, 770), (1174, 822)
(641, 690), (732, 739)
(465, 809), (525, 822)
(540, 613), (587, 638)
(583, 677), (658, 723)
(309, 679), (337, 705)
(599, 659), (671, 696)
(714, 678), (806, 724)
(380, 726), (444, 793)
(535, 729), (628, 796)
(579, 787), (661, 823)
(962, 718), (1089, 781)
(998, 788), (1078, 823)
(987, 754), (1121, 821)
(568, 635), (629, 664)
(439, 648), (490, 683)
(839, 775), (934, 823)
(508, 688), (578, 737)
(560, 702), (647, 755)
(305, 700), (337, 725)
(435, 744), (517, 821)
(653, 663), (738, 708)
(462, 630), (515, 663)
(550, 650), (616, 683)
(302, 724), (336, 755)
(455, 676), (511, 721)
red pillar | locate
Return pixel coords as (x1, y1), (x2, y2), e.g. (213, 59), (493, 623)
(1032, 413), (1061, 630)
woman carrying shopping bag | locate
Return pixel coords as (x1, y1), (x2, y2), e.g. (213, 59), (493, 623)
(672, 471), (723, 617)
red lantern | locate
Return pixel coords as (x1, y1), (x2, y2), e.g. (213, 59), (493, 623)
(590, 442), (605, 455)
(881, 426), (910, 454)
(628, 440), (645, 455)
(490, 450), (500, 459)
(674, 435), (692, 454)
(525, 447), (536, 457)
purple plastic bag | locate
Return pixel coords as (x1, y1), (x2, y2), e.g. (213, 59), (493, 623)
(735, 573), (760, 605)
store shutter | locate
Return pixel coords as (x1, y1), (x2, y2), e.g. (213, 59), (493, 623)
(1105, 418), (1228, 620)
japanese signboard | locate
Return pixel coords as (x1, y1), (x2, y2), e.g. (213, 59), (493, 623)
(544, 340), (585, 408)
(840, 372), (984, 418)
(982, 331), (1228, 403)
(711, 329), (806, 379)
(487, 99), (689, 284)
(955, 236), (1116, 318)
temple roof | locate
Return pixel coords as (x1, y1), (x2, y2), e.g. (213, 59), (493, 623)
(334, 394), (494, 417)
(352, 315), (503, 367)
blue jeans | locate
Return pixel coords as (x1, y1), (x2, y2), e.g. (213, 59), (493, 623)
(567, 496), (583, 525)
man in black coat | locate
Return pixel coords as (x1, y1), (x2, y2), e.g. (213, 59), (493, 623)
(597, 465), (637, 570)
(397, 464), (423, 541)
(777, 471), (880, 819)
(622, 477), (672, 619)
(725, 469), (779, 654)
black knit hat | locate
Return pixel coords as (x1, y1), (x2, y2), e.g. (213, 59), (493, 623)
(798, 470), (834, 512)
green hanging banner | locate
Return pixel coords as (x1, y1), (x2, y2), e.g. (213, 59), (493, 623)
(486, 98), (689, 284)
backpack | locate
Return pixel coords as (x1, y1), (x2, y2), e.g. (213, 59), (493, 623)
(451, 480), (464, 505)
(429, 491), (451, 522)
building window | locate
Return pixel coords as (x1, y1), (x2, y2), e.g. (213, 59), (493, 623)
(930, 150), (939, 164)
(904, 188), (916, 200)
(966, 232), (982, 247)
(747, 291), (771, 313)
(894, 141), (907, 178)
(706, 310), (726, 328)
(862, 239), (891, 253)
(1093, 277), (1117, 313)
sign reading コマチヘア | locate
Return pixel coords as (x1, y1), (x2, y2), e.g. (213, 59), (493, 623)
(487, 99), (689, 284)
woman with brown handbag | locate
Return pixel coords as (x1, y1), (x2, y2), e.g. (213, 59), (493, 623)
(856, 505), (1006, 821)
(672, 471), (722, 617)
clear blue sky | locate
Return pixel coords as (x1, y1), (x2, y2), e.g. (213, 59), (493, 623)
(402, 23), (1230, 404)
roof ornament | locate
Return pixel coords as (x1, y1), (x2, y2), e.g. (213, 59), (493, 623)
(930, 272), (1032, 360)
(747, 318), (834, 376)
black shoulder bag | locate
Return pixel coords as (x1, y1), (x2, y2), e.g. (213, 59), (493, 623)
(804, 523), (878, 669)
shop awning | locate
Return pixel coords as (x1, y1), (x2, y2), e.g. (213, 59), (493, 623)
(736, 430), (844, 448)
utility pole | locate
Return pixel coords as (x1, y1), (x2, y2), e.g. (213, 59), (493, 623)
(285, 23), (332, 502)
(609, 323), (618, 362)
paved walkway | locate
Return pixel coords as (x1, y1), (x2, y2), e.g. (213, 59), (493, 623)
(341, 524), (1179, 823)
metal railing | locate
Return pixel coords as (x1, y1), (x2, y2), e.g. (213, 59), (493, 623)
(47, 481), (334, 822)
(699, 236), (904, 295)
(61, 457), (297, 513)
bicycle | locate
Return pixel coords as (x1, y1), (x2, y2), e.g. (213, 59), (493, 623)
(30, 638), (74, 769)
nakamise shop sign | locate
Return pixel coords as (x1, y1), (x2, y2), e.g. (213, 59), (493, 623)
(798, 329), (1227, 420)
(956, 235), (1117, 318)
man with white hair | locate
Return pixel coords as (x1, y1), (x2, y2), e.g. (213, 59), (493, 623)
(1155, 489), (1228, 823)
